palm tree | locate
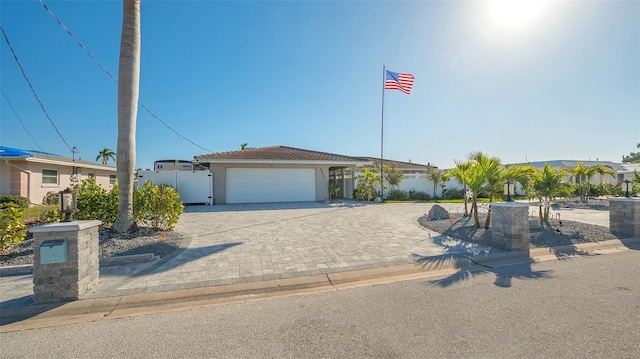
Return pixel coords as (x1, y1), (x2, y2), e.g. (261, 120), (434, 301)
(426, 167), (444, 198)
(533, 164), (569, 223)
(114, 0), (141, 233)
(568, 163), (615, 202)
(96, 148), (116, 165)
(467, 152), (504, 228)
(444, 160), (471, 217)
(240, 143), (248, 150)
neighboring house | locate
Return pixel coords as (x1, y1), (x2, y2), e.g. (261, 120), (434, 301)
(0, 146), (117, 205)
(618, 163), (640, 182)
(511, 160), (621, 185)
(354, 157), (437, 196)
(193, 146), (370, 204)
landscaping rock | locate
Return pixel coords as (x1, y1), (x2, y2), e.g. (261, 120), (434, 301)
(426, 204), (450, 220)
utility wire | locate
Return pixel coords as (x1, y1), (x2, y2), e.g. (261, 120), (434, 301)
(39, 0), (214, 153)
(1, 88), (44, 151)
(0, 26), (73, 152)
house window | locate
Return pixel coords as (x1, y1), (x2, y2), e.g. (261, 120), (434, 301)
(42, 169), (58, 184)
(109, 175), (117, 185)
(88, 173), (95, 179)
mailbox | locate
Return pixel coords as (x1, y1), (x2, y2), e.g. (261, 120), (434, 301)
(40, 239), (68, 264)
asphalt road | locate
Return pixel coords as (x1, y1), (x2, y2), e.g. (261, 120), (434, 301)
(2, 250), (640, 358)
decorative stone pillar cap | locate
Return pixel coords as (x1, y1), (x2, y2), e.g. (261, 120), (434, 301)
(29, 220), (102, 233)
(609, 197), (640, 202)
(491, 202), (530, 208)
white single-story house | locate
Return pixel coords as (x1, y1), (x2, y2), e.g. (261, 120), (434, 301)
(193, 146), (371, 204)
(0, 146), (117, 205)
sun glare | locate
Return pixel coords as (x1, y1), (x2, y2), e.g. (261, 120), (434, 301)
(488, 0), (548, 29)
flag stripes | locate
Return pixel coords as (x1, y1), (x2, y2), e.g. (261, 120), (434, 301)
(384, 70), (415, 95)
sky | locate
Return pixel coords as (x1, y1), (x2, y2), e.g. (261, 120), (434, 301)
(1, 0), (639, 170)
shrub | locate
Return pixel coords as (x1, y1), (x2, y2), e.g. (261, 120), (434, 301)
(0, 195), (30, 209)
(0, 203), (27, 252)
(412, 191), (431, 200)
(38, 205), (63, 224)
(355, 168), (381, 201)
(73, 178), (118, 225)
(443, 188), (464, 199)
(387, 189), (408, 200)
(134, 181), (184, 231)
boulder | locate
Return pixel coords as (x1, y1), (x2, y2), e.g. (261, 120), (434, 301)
(426, 204), (450, 220)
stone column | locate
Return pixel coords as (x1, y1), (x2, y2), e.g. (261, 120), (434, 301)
(490, 202), (530, 250)
(609, 198), (640, 238)
(29, 220), (101, 304)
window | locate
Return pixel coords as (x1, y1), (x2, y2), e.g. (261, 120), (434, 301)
(42, 169), (58, 184)
(88, 173), (95, 178)
(109, 175), (117, 185)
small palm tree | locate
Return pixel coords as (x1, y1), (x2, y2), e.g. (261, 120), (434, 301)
(96, 148), (116, 165)
(426, 167), (444, 198)
(444, 160), (471, 217)
(240, 143), (248, 150)
(533, 164), (569, 223)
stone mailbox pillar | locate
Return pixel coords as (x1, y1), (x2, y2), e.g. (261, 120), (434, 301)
(29, 220), (101, 304)
(609, 198), (640, 238)
(490, 202), (530, 250)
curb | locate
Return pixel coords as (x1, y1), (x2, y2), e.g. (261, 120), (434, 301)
(2, 237), (638, 332)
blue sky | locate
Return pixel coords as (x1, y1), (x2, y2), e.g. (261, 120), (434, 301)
(1, 0), (639, 170)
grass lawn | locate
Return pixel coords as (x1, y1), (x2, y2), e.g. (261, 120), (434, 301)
(385, 196), (528, 204)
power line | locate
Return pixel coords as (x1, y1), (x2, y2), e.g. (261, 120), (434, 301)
(39, 0), (214, 153)
(0, 26), (73, 152)
(0, 88), (44, 151)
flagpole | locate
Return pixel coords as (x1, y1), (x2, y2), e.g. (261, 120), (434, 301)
(380, 64), (385, 200)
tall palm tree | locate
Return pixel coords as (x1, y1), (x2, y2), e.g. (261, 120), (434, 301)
(114, 0), (141, 233)
(426, 167), (444, 198)
(96, 148), (116, 165)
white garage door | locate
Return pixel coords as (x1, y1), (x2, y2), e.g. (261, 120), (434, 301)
(226, 168), (316, 204)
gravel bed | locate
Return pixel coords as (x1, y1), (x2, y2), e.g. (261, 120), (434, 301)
(419, 212), (620, 249)
(0, 227), (183, 267)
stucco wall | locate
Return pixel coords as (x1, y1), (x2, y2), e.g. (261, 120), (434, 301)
(0, 160), (115, 205)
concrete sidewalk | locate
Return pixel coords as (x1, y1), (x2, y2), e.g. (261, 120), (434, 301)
(0, 201), (626, 326)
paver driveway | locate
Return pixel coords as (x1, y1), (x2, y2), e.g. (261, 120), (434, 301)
(88, 201), (491, 296)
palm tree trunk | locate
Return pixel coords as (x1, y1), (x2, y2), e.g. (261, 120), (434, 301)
(114, 0), (141, 233)
(483, 194), (492, 229)
(463, 184), (469, 216)
(472, 198), (480, 228)
(538, 202), (543, 225)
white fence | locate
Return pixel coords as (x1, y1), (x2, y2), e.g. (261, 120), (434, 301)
(137, 170), (213, 205)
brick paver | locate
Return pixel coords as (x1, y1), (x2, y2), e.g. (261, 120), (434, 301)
(1, 201), (610, 307)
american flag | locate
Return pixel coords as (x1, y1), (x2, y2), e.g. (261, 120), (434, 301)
(384, 70), (415, 95)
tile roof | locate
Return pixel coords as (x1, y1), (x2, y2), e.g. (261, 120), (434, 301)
(355, 157), (435, 170)
(194, 146), (371, 163)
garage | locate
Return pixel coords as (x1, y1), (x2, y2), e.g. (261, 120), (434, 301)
(226, 168), (316, 204)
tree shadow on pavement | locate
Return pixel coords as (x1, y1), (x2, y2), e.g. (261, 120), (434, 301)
(129, 241), (243, 277)
(413, 233), (556, 288)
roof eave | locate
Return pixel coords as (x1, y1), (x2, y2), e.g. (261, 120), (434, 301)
(22, 157), (117, 171)
(194, 159), (372, 166)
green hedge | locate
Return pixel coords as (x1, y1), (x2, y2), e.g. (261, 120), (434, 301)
(0, 195), (30, 209)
